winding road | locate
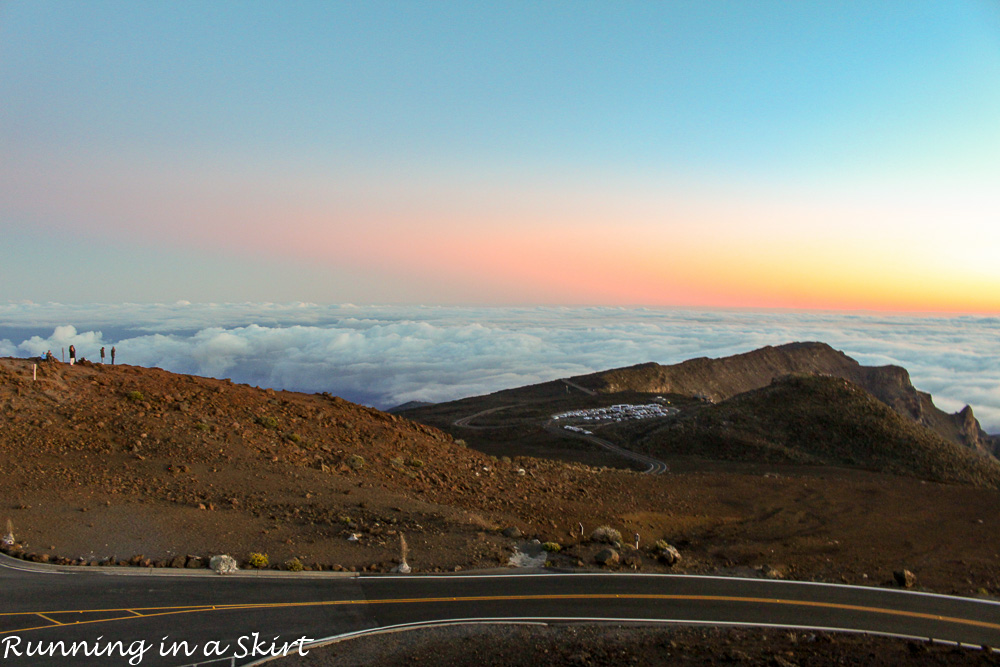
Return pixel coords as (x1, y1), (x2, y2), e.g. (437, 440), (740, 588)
(452, 391), (670, 474)
(3, 555), (999, 666)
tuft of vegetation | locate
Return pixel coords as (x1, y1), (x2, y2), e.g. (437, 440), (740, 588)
(288, 433), (301, 443)
(284, 557), (304, 572)
(247, 552), (269, 569)
(590, 525), (622, 545)
(542, 541), (562, 552)
(406, 458), (424, 469)
(346, 454), (365, 470)
(125, 390), (144, 402)
(194, 422), (209, 431)
(256, 415), (279, 429)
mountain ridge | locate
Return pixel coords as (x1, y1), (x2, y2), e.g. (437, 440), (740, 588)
(570, 342), (997, 457)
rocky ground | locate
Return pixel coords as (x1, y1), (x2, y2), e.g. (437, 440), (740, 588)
(1, 357), (1000, 598)
(280, 624), (1000, 666)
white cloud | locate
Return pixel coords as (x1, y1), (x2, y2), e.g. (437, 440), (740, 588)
(2, 303), (998, 432)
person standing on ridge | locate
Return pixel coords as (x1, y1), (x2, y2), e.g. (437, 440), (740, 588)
(100, 346), (105, 363)
(69, 344), (76, 365)
(110, 346), (116, 365)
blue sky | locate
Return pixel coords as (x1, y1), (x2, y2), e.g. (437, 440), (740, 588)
(2, 1), (999, 308)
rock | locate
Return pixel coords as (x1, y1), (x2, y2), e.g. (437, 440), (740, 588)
(656, 543), (682, 566)
(185, 555), (203, 569)
(595, 548), (619, 567)
(210, 554), (239, 575)
(894, 569), (917, 588)
(502, 526), (522, 539)
(170, 555), (187, 568)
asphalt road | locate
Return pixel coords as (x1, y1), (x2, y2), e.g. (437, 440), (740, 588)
(452, 404), (670, 474)
(542, 419), (669, 474)
(2, 555), (999, 666)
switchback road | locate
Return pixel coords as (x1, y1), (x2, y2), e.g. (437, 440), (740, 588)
(2, 555), (999, 666)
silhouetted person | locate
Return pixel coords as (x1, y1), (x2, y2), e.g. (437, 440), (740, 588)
(100, 346), (105, 363)
(69, 344), (76, 365)
(110, 346), (116, 365)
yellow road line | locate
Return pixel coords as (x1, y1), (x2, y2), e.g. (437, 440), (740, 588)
(3, 593), (999, 636)
(34, 613), (62, 626)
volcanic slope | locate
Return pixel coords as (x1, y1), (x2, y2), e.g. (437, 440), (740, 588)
(575, 342), (997, 457)
(401, 343), (1000, 483)
(4, 357), (1000, 595)
(606, 374), (1000, 488)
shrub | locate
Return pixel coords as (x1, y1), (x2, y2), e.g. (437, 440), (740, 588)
(346, 454), (365, 470)
(257, 416), (279, 429)
(288, 433), (301, 443)
(284, 557), (304, 572)
(406, 458), (424, 469)
(194, 422), (209, 431)
(590, 526), (622, 545)
(454, 439), (467, 447)
(126, 390), (144, 402)
(247, 552), (269, 569)
(542, 541), (562, 552)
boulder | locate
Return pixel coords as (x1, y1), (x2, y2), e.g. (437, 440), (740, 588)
(595, 548), (619, 567)
(502, 526), (522, 539)
(894, 569), (917, 588)
(655, 543), (682, 566)
(210, 554), (239, 575)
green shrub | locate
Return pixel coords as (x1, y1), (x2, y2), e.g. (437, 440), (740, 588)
(247, 552), (269, 569)
(288, 433), (301, 443)
(284, 557), (304, 572)
(542, 541), (562, 552)
(590, 525), (622, 544)
(346, 454), (365, 470)
(194, 422), (209, 431)
(257, 415), (279, 429)
(126, 390), (144, 402)
(406, 458), (424, 469)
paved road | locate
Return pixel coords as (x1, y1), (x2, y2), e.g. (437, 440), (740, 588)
(542, 419), (669, 474)
(3, 555), (999, 666)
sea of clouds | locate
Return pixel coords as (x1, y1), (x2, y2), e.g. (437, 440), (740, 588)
(2, 302), (998, 432)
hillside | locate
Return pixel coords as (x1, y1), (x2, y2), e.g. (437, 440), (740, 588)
(2, 355), (1000, 598)
(607, 374), (1000, 488)
(572, 342), (997, 457)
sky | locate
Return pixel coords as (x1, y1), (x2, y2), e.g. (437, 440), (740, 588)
(2, 1), (999, 311)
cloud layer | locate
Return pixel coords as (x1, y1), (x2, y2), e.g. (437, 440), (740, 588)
(3, 303), (998, 432)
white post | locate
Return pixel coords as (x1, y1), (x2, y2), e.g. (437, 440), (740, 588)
(33, 364), (36, 381)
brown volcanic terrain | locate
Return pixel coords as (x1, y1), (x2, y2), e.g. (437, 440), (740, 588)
(2, 355), (1000, 600)
(606, 374), (1000, 488)
(575, 342), (998, 457)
